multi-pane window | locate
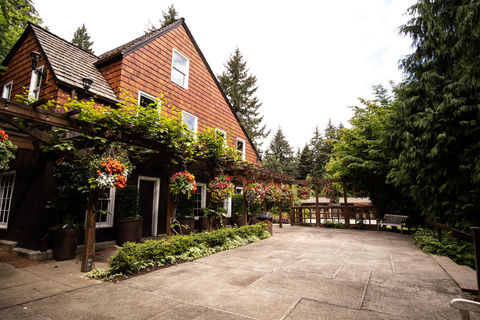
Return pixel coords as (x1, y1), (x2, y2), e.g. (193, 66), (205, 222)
(2, 81), (13, 100)
(138, 90), (159, 109)
(236, 138), (245, 160)
(171, 49), (189, 89)
(28, 66), (43, 100)
(182, 111), (198, 133)
(215, 129), (227, 146)
(192, 183), (206, 216)
(96, 188), (115, 228)
(0, 172), (15, 229)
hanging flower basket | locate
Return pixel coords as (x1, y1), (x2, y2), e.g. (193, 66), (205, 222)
(264, 184), (282, 202)
(322, 183), (339, 203)
(296, 185), (312, 200)
(0, 129), (16, 170)
(208, 173), (234, 203)
(94, 157), (130, 189)
(281, 184), (294, 201)
(244, 181), (265, 204)
(170, 171), (197, 198)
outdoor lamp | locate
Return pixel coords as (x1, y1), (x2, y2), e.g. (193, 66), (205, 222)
(29, 51), (47, 82)
(78, 77), (94, 99)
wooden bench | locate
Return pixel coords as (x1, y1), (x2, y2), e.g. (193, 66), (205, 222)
(378, 214), (408, 234)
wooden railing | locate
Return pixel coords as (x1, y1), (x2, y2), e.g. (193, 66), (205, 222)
(291, 205), (377, 226)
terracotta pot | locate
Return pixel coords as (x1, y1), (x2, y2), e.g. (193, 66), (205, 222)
(179, 217), (195, 235)
(233, 215), (244, 227)
(200, 217), (213, 232)
(53, 229), (80, 261)
(117, 219), (143, 245)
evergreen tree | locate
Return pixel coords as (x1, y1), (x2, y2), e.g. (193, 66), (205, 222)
(0, 0), (42, 62)
(71, 24), (94, 54)
(296, 144), (313, 179)
(263, 127), (295, 175)
(218, 48), (269, 150)
(145, 4), (179, 33)
(310, 126), (327, 178)
(387, 0), (480, 228)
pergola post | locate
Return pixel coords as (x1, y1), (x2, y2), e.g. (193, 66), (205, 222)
(81, 188), (99, 272)
(315, 184), (320, 226)
(242, 175), (248, 226)
(279, 200), (283, 228)
(166, 190), (173, 236)
(289, 185), (294, 226)
(342, 182), (349, 228)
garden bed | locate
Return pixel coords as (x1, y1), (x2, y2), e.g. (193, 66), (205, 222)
(87, 223), (271, 281)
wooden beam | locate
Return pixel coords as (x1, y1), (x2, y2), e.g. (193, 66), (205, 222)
(278, 201), (283, 228)
(0, 115), (51, 142)
(9, 135), (35, 150)
(81, 188), (99, 272)
(242, 176), (247, 226)
(315, 184), (320, 226)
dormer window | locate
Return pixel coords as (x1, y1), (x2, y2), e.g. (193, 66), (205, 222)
(28, 66), (43, 100)
(171, 49), (189, 89)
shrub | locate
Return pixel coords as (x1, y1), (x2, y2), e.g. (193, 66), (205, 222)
(95, 223), (271, 279)
(323, 222), (347, 229)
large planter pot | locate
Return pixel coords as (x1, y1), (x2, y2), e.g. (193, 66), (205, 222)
(200, 217), (213, 232)
(53, 229), (80, 261)
(233, 215), (244, 227)
(179, 217), (195, 235)
(117, 219), (143, 246)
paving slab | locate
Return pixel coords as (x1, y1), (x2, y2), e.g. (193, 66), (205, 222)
(150, 303), (252, 320)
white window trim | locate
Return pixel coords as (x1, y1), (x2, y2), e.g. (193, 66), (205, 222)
(2, 80), (13, 100)
(235, 187), (243, 195)
(182, 110), (198, 133)
(0, 171), (15, 230)
(94, 188), (115, 228)
(215, 128), (227, 146)
(138, 90), (161, 109)
(223, 197), (232, 217)
(193, 183), (207, 219)
(171, 48), (189, 89)
(28, 65), (43, 100)
(236, 138), (246, 160)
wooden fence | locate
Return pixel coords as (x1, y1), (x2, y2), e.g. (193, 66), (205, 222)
(291, 205), (377, 227)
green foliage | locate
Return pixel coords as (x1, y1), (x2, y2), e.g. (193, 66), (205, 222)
(263, 127), (296, 175)
(71, 24), (94, 53)
(218, 48), (269, 149)
(176, 193), (195, 219)
(114, 185), (140, 221)
(0, 0), (42, 63)
(387, 0), (480, 228)
(412, 229), (475, 269)
(232, 194), (243, 216)
(145, 4), (179, 32)
(0, 129), (16, 169)
(323, 222), (347, 229)
(296, 144), (313, 179)
(97, 224), (270, 278)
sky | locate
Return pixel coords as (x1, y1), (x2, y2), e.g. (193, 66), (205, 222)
(34, 0), (416, 150)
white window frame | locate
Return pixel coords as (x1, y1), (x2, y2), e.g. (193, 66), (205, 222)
(95, 188), (115, 228)
(215, 128), (227, 146)
(182, 110), (198, 133)
(235, 187), (243, 195)
(2, 80), (13, 100)
(171, 49), (189, 89)
(193, 183), (207, 219)
(0, 171), (15, 229)
(138, 90), (161, 109)
(28, 65), (43, 100)
(236, 138), (246, 160)
(223, 197), (232, 217)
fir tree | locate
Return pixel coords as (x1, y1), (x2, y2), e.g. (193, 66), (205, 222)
(71, 24), (94, 54)
(387, 0), (480, 227)
(309, 126), (327, 178)
(145, 4), (179, 33)
(218, 48), (269, 150)
(296, 144), (313, 179)
(263, 127), (295, 175)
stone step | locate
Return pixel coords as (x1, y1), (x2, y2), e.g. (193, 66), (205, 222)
(0, 239), (18, 251)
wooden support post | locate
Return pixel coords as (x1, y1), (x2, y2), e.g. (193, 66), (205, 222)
(315, 184), (320, 226)
(471, 227), (480, 295)
(242, 176), (248, 226)
(81, 188), (99, 272)
(289, 185), (294, 226)
(262, 181), (268, 212)
(166, 191), (173, 236)
(342, 182), (349, 228)
(278, 201), (283, 228)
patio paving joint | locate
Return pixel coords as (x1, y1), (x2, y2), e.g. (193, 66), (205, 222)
(359, 270), (372, 309)
(280, 297), (302, 320)
(332, 256), (348, 279)
(390, 254), (396, 273)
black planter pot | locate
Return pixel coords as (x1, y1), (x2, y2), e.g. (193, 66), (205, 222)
(178, 217), (195, 235)
(117, 219), (143, 245)
(233, 215), (244, 227)
(200, 217), (213, 232)
(53, 229), (80, 261)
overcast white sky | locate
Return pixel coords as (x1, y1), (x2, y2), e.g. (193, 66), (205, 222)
(34, 0), (415, 150)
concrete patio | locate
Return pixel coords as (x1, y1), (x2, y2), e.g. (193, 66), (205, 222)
(0, 225), (477, 319)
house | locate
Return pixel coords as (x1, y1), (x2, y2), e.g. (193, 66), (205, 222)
(0, 19), (261, 252)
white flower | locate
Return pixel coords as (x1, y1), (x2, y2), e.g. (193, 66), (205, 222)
(96, 173), (115, 189)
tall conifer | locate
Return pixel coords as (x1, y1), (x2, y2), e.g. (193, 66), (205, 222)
(71, 24), (94, 53)
(263, 127), (295, 175)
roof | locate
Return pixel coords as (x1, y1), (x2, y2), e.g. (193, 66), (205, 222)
(29, 24), (118, 103)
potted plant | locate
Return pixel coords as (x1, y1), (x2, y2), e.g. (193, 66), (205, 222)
(115, 185), (142, 245)
(50, 221), (83, 261)
(232, 194), (244, 226)
(264, 184), (282, 203)
(176, 194), (195, 235)
(200, 207), (214, 231)
(296, 185), (312, 200)
(244, 181), (265, 204)
(322, 183), (340, 203)
(169, 171), (197, 199)
(208, 173), (234, 203)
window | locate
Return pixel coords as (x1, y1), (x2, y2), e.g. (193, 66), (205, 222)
(223, 197), (232, 217)
(182, 111), (198, 133)
(236, 138), (245, 160)
(192, 183), (206, 217)
(215, 128), (227, 146)
(171, 49), (189, 89)
(28, 66), (43, 100)
(235, 187), (243, 195)
(138, 90), (160, 109)
(95, 188), (115, 228)
(2, 81), (13, 100)
(0, 172), (15, 229)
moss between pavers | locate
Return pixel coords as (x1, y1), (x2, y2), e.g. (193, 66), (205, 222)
(87, 223), (271, 281)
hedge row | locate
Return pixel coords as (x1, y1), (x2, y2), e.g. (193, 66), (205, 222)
(88, 223), (271, 280)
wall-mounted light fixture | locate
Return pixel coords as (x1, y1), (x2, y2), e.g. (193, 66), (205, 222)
(78, 77), (94, 99)
(29, 51), (47, 82)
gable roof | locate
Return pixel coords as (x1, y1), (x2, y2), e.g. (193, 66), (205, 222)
(2, 23), (119, 104)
